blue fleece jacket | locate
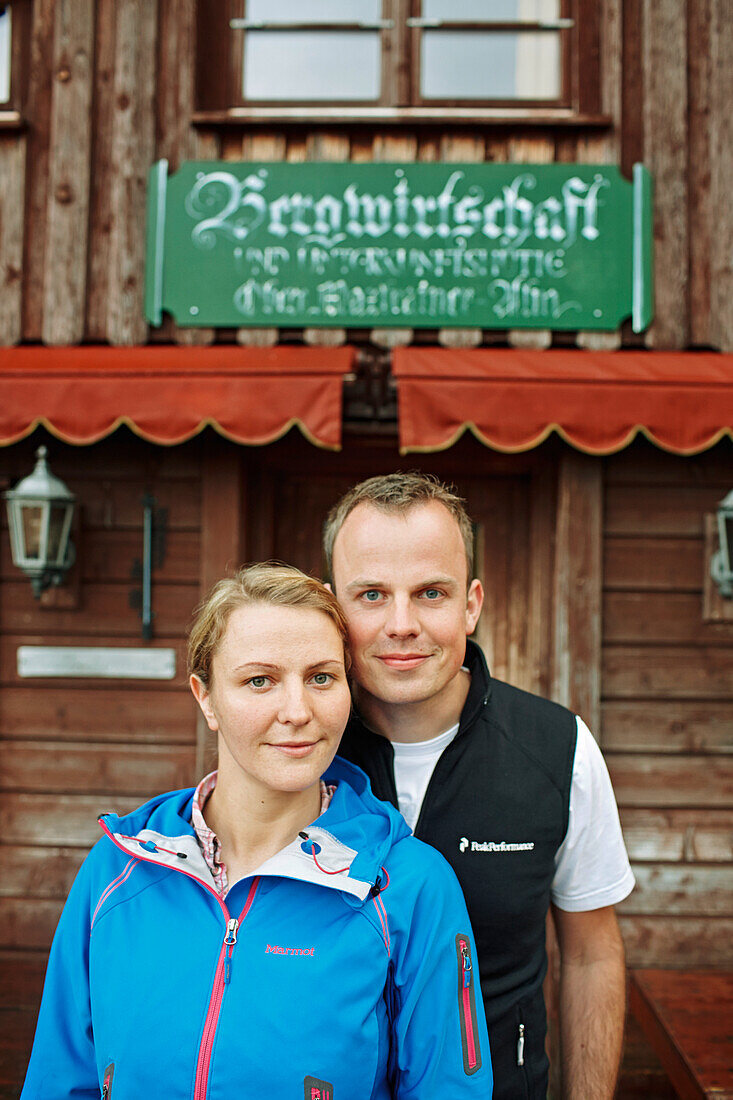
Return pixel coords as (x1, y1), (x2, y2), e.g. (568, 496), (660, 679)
(22, 757), (492, 1099)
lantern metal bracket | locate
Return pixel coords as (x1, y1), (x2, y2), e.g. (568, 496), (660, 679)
(129, 493), (168, 640)
(30, 542), (76, 599)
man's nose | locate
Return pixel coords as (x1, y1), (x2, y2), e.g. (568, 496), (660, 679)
(384, 595), (420, 637)
(278, 683), (312, 726)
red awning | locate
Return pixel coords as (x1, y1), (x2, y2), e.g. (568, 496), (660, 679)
(0, 346), (355, 450)
(393, 348), (733, 455)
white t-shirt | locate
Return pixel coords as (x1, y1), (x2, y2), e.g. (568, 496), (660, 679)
(391, 715), (635, 911)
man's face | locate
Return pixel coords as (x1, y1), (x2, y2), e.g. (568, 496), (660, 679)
(331, 501), (483, 710)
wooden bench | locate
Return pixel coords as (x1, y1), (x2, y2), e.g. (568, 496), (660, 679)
(628, 969), (733, 1100)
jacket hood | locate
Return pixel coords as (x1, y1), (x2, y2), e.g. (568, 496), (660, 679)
(99, 756), (410, 903)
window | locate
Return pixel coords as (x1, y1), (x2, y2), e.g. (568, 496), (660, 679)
(0, 2), (31, 117)
(196, 0), (600, 122)
(0, 6), (12, 105)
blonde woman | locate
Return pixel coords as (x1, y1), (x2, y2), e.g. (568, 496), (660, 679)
(22, 564), (492, 1099)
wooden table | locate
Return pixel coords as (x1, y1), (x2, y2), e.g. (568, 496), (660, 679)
(629, 969), (733, 1100)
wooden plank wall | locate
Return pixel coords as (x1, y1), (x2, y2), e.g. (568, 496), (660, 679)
(0, 0), (730, 349)
(602, 441), (733, 962)
(600, 439), (733, 1095)
(0, 431), (203, 1092)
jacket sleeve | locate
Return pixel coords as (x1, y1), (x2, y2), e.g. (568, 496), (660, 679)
(21, 853), (101, 1099)
(386, 844), (493, 1097)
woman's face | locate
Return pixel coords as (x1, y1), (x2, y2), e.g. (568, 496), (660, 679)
(191, 602), (351, 801)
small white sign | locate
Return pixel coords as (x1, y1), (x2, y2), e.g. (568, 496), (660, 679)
(17, 646), (177, 680)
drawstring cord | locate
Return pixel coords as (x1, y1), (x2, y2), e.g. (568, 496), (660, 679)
(116, 833), (188, 859)
(298, 831), (351, 875)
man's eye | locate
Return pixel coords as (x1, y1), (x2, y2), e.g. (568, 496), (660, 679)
(422, 588), (442, 600)
(361, 590), (382, 602)
(311, 672), (333, 686)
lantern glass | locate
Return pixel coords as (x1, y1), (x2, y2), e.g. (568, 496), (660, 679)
(717, 510), (730, 572)
(48, 502), (72, 565)
(21, 503), (44, 560)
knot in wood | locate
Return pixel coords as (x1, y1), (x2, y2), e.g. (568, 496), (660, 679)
(55, 183), (74, 205)
(57, 67), (71, 83)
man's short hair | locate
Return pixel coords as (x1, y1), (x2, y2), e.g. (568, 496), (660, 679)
(324, 472), (474, 583)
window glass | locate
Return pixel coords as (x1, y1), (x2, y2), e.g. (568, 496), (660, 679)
(243, 31), (381, 100)
(423, 0), (560, 18)
(421, 29), (560, 99)
(0, 7), (11, 104)
(247, 0), (381, 22)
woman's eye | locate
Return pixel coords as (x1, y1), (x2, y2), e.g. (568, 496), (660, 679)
(247, 676), (269, 689)
(311, 672), (333, 686)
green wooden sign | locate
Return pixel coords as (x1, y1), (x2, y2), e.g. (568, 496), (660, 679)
(146, 161), (653, 332)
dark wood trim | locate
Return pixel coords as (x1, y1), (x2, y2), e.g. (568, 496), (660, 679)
(200, 442), (244, 596)
(621, 0), (643, 178)
(574, 0), (601, 115)
(4, 0), (32, 113)
(551, 451), (602, 733)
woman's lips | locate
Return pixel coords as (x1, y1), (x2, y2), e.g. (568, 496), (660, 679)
(270, 742), (318, 758)
(377, 653), (430, 670)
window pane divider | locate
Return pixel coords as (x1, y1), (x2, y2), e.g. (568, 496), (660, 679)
(229, 20), (395, 31)
(405, 19), (574, 31)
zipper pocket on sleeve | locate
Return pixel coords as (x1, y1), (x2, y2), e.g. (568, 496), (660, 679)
(101, 1062), (114, 1099)
(455, 934), (482, 1076)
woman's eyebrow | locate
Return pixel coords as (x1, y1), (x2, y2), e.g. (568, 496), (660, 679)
(305, 658), (344, 672)
(232, 661), (280, 673)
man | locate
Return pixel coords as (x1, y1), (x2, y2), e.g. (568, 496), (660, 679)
(324, 472), (635, 1100)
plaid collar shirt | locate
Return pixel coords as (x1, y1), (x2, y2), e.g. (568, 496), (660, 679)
(190, 770), (337, 898)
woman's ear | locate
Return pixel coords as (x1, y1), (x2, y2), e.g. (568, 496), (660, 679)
(190, 674), (219, 732)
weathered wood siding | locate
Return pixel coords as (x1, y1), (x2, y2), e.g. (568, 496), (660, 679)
(602, 442), (733, 969)
(0, 430), (204, 1093)
(0, 1), (730, 349)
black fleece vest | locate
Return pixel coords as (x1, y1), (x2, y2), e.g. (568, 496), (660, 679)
(339, 641), (577, 1099)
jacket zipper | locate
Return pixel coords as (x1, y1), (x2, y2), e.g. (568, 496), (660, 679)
(98, 818), (261, 1100)
(517, 1021), (525, 1066)
(460, 940), (477, 1069)
(192, 876), (260, 1100)
(101, 1062), (114, 1098)
(455, 935), (481, 1074)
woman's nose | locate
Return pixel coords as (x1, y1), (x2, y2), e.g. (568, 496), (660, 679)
(278, 683), (312, 726)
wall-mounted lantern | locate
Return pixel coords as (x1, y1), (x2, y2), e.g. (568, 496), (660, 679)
(710, 489), (733, 599)
(4, 446), (76, 598)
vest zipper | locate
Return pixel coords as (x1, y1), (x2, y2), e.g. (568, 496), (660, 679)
(455, 935), (481, 1075)
(517, 1021), (525, 1066)
(193, 877), (260, 1100)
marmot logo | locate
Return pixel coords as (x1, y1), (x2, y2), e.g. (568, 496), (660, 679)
(459, 838), (535, 853)
(266, 944), (315, 956)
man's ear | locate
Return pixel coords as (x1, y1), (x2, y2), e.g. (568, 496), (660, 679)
(465, 578), (484, 635)
(190, 674), (219, 732)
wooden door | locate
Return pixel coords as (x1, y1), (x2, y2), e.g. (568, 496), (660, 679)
(242, 431), (557, 697)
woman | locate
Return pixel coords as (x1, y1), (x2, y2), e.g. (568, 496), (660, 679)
(22, 564), (492, 1099)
